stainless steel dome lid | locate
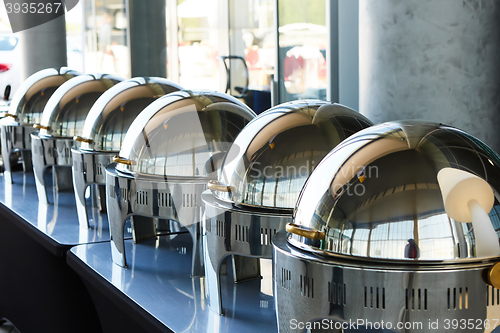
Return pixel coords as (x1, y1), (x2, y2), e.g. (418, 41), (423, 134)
(78, 77), (182, 151)
(37, 74), (123, 137)
(115, 90), (256, 177)
(212, 100), (373, 210)
(1, 67), (78, 125)
(289, 120), (500, 263)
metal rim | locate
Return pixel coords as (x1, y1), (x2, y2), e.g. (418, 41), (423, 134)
(287, 236), (500, 267)
(275, 231), (500, 272)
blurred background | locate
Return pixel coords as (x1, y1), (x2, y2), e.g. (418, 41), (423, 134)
(1, 0), (499, 150)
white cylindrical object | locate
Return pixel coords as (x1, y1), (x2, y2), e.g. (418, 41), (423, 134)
(437, 167), (499, 257)
(468, 199), (500, 257)
(437, 167), (494, 222)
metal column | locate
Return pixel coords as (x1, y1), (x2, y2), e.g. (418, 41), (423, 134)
(18, 15), (67, 80)
(128, 0), (167, 77)
(359, 0), (500, 151)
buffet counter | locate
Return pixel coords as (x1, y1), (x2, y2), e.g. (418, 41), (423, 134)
(0, 171), (113, 332)
(0, 171), (277, 333)
(68, 234), (277, 333)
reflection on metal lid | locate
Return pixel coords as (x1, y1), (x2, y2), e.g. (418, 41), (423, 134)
(79, 77), (182, 151)
(7, 67), (79, 125)
(215, 100), (373, 209)
(290, 120), (500, 262)
(115, 90), (256, 177)
(38, 74), (123, 137)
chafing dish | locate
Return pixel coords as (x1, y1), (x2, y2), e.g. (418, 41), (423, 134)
(274, 120), (500, 332)
(72, 77), (182, 229)
(0, 67), (78, 183)
(203, 100), (373, 315)
(105, 90), (256, 276)
(31, 74), (122, 204)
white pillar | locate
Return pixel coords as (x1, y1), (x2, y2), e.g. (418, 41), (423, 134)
(360, 0), (500, 151)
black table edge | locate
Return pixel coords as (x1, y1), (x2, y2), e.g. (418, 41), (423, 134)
(66, 248), (174, 333)
(0, 201), (70, 257)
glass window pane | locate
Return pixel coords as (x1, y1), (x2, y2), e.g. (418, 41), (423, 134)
(278, 0), (327, 102)
(228, 0), (275, 93)
(177, 0), (220, 89)
(66, 2), (84, 72)
(83, 0), (130, 78)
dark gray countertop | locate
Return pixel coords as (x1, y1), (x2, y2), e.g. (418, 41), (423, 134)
(68, 233), (278, 333)
(0, 170), (131, 254)
(0, 170), (277, 332)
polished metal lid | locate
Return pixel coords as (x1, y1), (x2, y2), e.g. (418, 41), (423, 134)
(4, 67), (78, 125)
(213, 100), (373, 210)
(78, 77), (182, 151)
(38, 74), (122, 137)
(290, 120), (500, 262)
(115, 90), (256, 177)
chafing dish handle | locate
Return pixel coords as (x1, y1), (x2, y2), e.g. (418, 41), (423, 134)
(113, 156), (135, 165)
(207, 180), (232, 192)
(286, 223), (326, 241)
(5, 113), (17, 119)
(488, 262), (500, 289)
(33, 124), (51, 130)
(73, 136), (93, 144)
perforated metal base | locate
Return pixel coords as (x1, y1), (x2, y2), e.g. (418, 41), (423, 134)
(31, 134), (74, 204)
(273, 231), (500, 333)
(1, 124), (37, 183)
(106, 164), (208, 277)
(72, 148), (114, 229)
(202, 190), (291, 315)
